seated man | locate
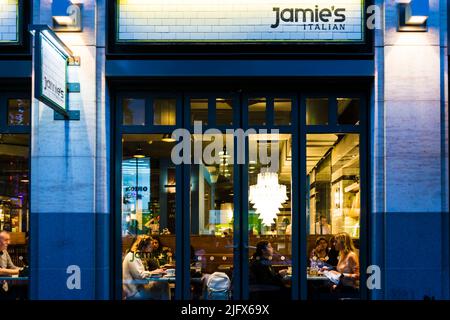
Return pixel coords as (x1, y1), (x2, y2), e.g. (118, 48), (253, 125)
(0, 230), (22, 298)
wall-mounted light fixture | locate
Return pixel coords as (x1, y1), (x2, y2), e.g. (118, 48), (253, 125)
(397, 0), (429, 32)
(52, 0), (82, 32)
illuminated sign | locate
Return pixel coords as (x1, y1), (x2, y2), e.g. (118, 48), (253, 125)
(0, 0), (19, 43)
(39, 33), (68, 112)
(117, 0), (364, 42)
(31, 26), (80, 120)
(41, 37), (66, 108)
(32, 27), (73, 115)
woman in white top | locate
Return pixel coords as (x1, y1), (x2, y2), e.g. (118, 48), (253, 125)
(122, 235), (169, 300)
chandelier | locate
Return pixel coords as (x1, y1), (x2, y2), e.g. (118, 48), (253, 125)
(249, 169), (288, 226)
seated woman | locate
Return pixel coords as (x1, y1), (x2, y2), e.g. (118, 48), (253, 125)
(321, 232), (360, 295)
(146, 236), (173, 270)
(310, 237), (330, 268)
(122, 235), (170, 300)
(249, 241), (290, 299)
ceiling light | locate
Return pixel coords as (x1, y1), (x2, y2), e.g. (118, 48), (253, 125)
(249, 169), (288, 226)
(161, 133), (176, 143)
(133, 147), (145, 158)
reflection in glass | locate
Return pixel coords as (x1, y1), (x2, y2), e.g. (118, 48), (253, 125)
(191, 99), (208, 125)
(337, 98), (360, 125)
(248, 98), (266, 125)
(190, 134), (234, 300)
(154, 99), (176, 125)
(306, 98), (328, 125)
(121, 134), (176, 300)
(248, 134), (292, 300)
(123, 99), (145, 126)
(216, 98), (233, 126)
(8, 99), (30, 126)
(306, 133), (360, 299)
(274, 98), (292, 126)
(0, 134), (30, 300)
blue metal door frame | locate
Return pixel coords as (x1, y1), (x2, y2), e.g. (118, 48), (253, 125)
(112, 82), (369, 300)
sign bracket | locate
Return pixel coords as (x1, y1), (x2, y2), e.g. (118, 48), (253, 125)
(67, 83), (80, 93)
(68, 56), (81, 66)
(54, 110), (80, 121)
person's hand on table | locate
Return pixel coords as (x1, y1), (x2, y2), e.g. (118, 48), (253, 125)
(278, 269), (289, 277)
(149, 268), (166, 276)
(319, 266), (330, 272)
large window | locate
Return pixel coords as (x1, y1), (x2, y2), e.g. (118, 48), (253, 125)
(116, 91), (366, 300)
(247, 134), (292, 300)
(307, 134), (360, 237)
(304, 96), (364, 300)
(121, 134), (177, 300)
(0, 94), (31, 301)
(190, 133), (235, 299)
(119, 96), (179, 300)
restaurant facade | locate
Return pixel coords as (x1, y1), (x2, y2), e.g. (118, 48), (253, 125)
(0, 0), (448, 300)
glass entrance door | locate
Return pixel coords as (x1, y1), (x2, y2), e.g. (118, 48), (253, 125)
(186, 94), (297, 300)
(189, 133), (236, 300)
(245, 133), (293, 300)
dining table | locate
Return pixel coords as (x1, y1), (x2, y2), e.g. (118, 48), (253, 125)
(0, 276), (29, 282)
(307, 274), (329, 281)
(124, 275), (175, 285)
(282, 273), (330, 281)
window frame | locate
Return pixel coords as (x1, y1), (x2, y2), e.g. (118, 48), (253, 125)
(0, 89), (31, 300)
(0, 0), (31, 56)
(113, 88), (369, 300)
(0, 92), (31, 133)
(300, 91), (368, 300)
(114, 92), (185, 300)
